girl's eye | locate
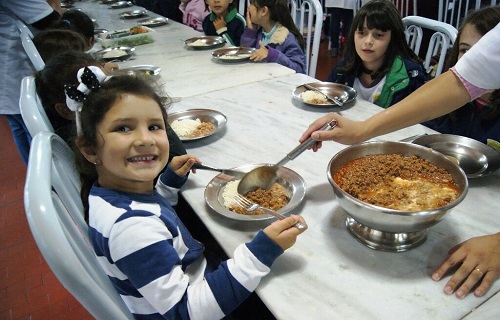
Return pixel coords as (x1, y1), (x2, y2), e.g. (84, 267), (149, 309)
(116, 126), (130, 132)
(376, 33), (385, 38)
(149, 124), (163, 131)
(459, 48), (469, 54)
(356, 31), (365, 36)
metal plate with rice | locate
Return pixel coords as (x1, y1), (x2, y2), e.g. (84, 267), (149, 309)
(205, 164), (306, 221)
(212, 47), (255, 62)
(137, 17), (169, 27)
(113, 65), (161, 76)
(119, 10), (147, 19)
(93, 46), (135, 61)
(293, 82), (357, 107)
(184, 36), (225, 49)
(167, 109), (227, 141)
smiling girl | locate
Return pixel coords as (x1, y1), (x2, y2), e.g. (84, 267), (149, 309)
(69, 68), (307, 319)
(326, 0), (428, 108)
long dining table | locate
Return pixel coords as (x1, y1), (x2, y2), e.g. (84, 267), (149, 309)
(74, 1), (500, 318)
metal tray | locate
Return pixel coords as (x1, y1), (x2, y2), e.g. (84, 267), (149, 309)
(167, 109), (227, 141)
(137, 17), (169, 27)
(212, 47), (255, 62)
(93, 46), (135, 61)
(205, 164), (306, 221)
(184, 36), (225, 49)
(119, 10), (147, 19)
(293, 82), (357, 107)
(413, 134), (500, 178)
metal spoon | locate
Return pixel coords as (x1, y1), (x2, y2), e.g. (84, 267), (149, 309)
(237, 119), (338, 194)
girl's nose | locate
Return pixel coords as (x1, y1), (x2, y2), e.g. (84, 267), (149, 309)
(135, 129), (155, 146)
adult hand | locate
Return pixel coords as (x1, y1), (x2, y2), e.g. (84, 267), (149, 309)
(213, 16), (226, 31)
(298, 113), (368, 150)
(249, 41), (268, 61)
(432, 233), (500, 298)
(169, 154), (201, 176)
(263, 215), (307, 250)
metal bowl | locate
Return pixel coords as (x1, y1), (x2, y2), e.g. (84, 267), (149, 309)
(167, 109), (227, 141)
(292, 82), (357, 107)
(327, 141), (468, 252)
(413, 134), (500, 178)
(205, 164), (306, 221)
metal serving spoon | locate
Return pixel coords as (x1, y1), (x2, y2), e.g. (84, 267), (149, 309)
(237, 119), (338, 194)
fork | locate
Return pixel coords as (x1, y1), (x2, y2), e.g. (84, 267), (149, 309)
(232, 194), (306, 230)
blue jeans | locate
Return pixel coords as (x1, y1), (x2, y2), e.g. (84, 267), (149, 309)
(4, 114), (32, 165)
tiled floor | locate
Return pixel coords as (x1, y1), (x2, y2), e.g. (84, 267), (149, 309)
(0, 40), (338, 319)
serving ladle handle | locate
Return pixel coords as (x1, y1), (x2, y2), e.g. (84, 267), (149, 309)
(275, 119), (338, 167)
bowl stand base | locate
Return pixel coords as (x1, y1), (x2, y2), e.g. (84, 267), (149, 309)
(346, 217), (427, 252)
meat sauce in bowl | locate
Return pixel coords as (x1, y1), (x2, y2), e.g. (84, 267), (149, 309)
(333, 154), (460, 211)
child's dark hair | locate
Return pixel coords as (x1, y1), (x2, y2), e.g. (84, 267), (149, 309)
(74, 75), (167, 220)
(33, 29), (86, 62)
(57, 10), (95, 48)
(339, 0), (419, 77)
(249, 0), (305, 49)
(445, 5), (500, 121)
(34, 51), (100, 131)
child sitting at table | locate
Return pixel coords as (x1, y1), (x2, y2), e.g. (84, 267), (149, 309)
(422, 6), (500, 145)
(68, 68), (307, 319)
(240, 0), (306, 74)
(33, 29), (86, 62)
(202, 0), (245, 46)
(35, 51), (186, 162)
(180, 0), (210, 32)
(326, 0), (428, 108)
(55, 10), (96, 51)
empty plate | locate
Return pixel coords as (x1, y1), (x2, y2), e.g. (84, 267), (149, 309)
(137, 17), (169, 27)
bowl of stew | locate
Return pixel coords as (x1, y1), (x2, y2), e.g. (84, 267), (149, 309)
(327, 141), (468, 251)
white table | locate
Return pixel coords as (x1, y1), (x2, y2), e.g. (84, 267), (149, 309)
(172, 72), (500, 319)
(76, 1), (296, 98)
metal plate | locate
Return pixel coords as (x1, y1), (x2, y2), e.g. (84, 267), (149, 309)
(119, 10), (147, 19)
(205, 164), (306, 221)
(293, 82), (357, 107)
(413, 134), (500, 178)
(137, 17), (169, 27)
(184, 36), (225, 49)
(93, 46), (135, 61)
(167, 109), (227, 141)
(110, 1), (133, 9)
(100, 0), (118, 3)
(113, 65), (161, 76)
(212, 47), (255, 62)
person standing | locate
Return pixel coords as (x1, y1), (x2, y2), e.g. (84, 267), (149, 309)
(0, 0), (63, 164)
(324, 0), (356, 57)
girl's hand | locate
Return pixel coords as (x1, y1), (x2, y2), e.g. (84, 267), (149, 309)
(213, 16), (226, 31)
(299, 113), (367, 150)
(431, 233), (500, 298)
(263, 215), (307, 250)
(169, 154), (201, 176)
(249, 41), (268, 61)
(246, 8), (255, 29)
(103, 62), (119, 73)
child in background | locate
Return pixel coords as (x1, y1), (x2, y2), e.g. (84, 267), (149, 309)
(180, 0), (210, 32)
(33, 29), (86, 62)
(324, 0), (356, 57)
(241, 0), (306, 74)
(56, 10), (95, 51)
(35, 51), (186, 162)
(69, 69), (307, 319)
(326, 0), (428, 108)
(202, 0), (245, 46)
(422, 6), (500, 145)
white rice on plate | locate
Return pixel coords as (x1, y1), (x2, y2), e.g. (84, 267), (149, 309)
(221, 180), (240, 209)
(171, 118), (201, 136)
(301, 90), (328, 104)
(189, 39), (207, 46)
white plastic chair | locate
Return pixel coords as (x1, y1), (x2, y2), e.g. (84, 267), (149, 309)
(19, 76), (54, 137)
(291, 0), (323, 77)
(17, 21), (45, 71)
(438, 0), (498, 29)
(403, 15), (458, 77)
(24, 131), (134, 320)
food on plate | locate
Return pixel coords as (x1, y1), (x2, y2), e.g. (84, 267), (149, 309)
(171, 118), (215, 138)
(221, 53), (251, 60)
(301, 90), (328, 104)
(334, 154), (460, 211)
(189, 39), (208, 46)
(222, 180), (289, 215)
(102, 49), (128, 59)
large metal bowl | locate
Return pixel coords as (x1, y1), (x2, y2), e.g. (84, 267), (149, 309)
(327, 141), (468, 251)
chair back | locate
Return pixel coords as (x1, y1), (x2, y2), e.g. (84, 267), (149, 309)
(403, 15), (458, 77)
(18, 24), (45, 71)
(291, 0), (323, 77)
(24, 132), (134, 320)
(438, 0), (498, 29)
(20, 76), (54, 137)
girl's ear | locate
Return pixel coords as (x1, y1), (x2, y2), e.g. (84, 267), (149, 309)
(55, 102), (75, 120)
(76, 138), (100, 165)
(261, 6), (269, 16)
